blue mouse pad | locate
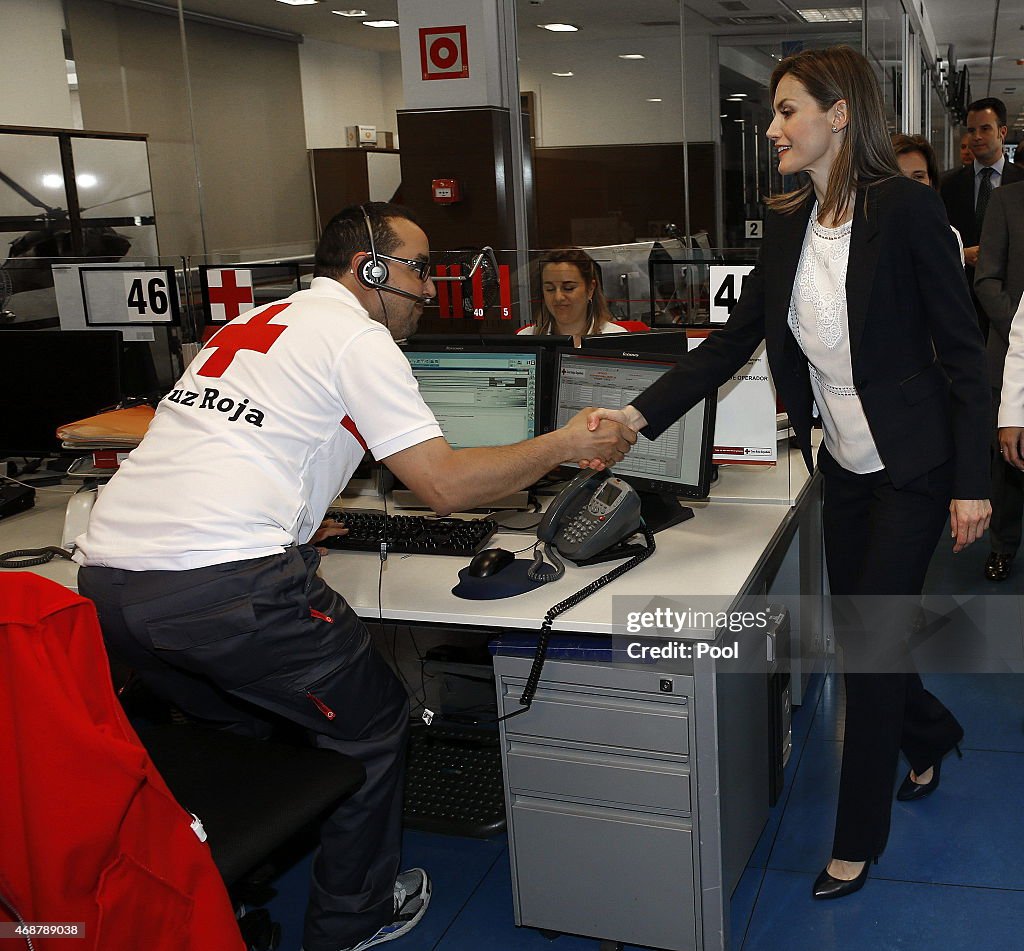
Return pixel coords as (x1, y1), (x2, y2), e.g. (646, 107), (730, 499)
(451, 558), (558, 600)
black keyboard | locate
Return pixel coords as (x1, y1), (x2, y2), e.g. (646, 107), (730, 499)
(403, 724), (506, 838)
(323, 510), (496, 557)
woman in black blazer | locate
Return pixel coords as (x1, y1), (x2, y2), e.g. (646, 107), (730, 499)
(588, 46), (992, 898)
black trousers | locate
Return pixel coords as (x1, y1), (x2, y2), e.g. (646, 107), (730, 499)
(818, 447), (964, 861)
(79, 545), (409, 951)
(989, 388), (1024, 557)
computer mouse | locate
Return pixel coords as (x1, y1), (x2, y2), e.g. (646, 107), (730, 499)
(468, 547), (515, 578)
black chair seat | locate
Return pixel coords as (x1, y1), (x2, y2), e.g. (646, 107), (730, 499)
(136, 723), (365, 887)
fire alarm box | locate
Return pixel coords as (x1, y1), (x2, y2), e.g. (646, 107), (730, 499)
(432, 179), (460, 204)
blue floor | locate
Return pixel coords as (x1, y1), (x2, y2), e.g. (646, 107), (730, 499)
(265, 532), (1024, 951)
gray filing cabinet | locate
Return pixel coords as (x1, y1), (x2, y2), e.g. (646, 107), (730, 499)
(494, 655), (702, 951)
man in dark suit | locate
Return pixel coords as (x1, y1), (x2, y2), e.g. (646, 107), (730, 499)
(940, 98), (1024, 342)
(975, 180), (1024, 580)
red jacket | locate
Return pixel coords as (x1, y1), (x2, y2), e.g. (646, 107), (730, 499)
(0, 573), (243, 951)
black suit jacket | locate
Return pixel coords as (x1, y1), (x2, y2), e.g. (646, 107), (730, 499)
(632, 176), (991, 499)
(940, 160), (1024, 249)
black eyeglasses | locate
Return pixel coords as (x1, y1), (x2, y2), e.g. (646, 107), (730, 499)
(378, 253), (431, 282)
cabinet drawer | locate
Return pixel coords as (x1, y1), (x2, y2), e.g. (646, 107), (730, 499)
(500, 682), (689, 755)
(510, 797), (697, 951)
(506, 742), (691, 814)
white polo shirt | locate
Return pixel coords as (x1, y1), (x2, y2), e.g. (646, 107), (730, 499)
(75, 278), (442, 570)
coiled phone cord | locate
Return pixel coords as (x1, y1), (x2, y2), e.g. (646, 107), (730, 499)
(498, 521), (657, 723)
(0, 547), (73, 569)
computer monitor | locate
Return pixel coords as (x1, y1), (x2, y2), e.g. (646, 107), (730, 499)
(0, 329), (123, 457)
(401, 343), (544, 447)
(582, 329), (688, 355)
(553, 348), (716, 531)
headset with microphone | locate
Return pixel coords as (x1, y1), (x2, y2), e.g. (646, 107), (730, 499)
(355, 204), (429, 303)
(354, 204), (497, 313)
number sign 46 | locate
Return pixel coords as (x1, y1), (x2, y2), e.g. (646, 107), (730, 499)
(119, 270), (176, 322)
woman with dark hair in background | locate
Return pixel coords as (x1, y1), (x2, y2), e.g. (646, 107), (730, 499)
(893, 133), (965, 262)
(892, 133), (941, 188)
(586, 45), (990, 899)
(519, 247), (627, 345)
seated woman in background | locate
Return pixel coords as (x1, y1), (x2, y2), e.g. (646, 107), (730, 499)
(518, 247), (628, 346)
(892, 133), (964, 263)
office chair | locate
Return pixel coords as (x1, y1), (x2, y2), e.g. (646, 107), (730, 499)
(110, 657), (367, 951)
(134, 715), (366, 950)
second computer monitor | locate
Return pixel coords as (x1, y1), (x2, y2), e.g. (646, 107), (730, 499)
(554, 348), (716, 529)
(582, 329), (688, 355)
(402, 343), (543, 448)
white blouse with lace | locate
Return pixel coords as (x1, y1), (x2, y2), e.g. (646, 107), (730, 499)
(787, 204), (883, 474)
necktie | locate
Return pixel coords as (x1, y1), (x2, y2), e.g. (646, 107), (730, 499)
(975, 166), (995, 236)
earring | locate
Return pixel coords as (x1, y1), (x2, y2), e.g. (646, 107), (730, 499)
(832, 125), (839, 133)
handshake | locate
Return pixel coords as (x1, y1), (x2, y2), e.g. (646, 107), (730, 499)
(561, 404), (651, 471)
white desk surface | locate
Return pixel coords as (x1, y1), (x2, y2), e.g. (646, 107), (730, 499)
(0, 446), (812, 635)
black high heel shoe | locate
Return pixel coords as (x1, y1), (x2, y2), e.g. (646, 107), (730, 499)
(811, 857), (877, 900)
(896, 744), (963, 802)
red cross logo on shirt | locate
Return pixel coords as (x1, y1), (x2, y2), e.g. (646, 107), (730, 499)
(196, 303), (290, 378)
(207, 269), (255, 321)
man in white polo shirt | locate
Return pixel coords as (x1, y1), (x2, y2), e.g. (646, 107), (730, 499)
(76, 203), (635, 951)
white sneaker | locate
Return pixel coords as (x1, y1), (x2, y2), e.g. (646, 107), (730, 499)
(341, 868), (432, 951)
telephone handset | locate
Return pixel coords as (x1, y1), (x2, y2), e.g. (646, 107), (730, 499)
(530, 470), (642, 582)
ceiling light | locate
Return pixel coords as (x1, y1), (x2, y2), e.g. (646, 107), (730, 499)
(538, 23), (578, 32)
(363, 19), (399, 27)
(42, 174), (63, 189)
(796, 6), (863, 22)
(276, 0), (318, 5)
(76, 173), (98, 188)
(720, 113), (728, 118)
(332, 9), (366, 15)
(551, 71), (574, 77)
(647, 98), (663, 102)
(619, 54), (645, 60)
(728, 93), (748, 99)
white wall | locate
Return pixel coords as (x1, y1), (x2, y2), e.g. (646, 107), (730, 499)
(299, 38), (404, 149)
(0, 0), (73, 128)
(518, 33), (716, 147)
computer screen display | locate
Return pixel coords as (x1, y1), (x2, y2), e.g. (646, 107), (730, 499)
(0, 329), (123, 457)
(402, 344), (542, 448)
(554, 349), (715, 500)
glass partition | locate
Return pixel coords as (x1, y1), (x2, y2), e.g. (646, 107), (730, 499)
(865, 0), (903, 130)
(71, 136), (158, 259)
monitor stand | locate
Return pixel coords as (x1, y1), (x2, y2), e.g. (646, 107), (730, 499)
(639, 490), (694, 534)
